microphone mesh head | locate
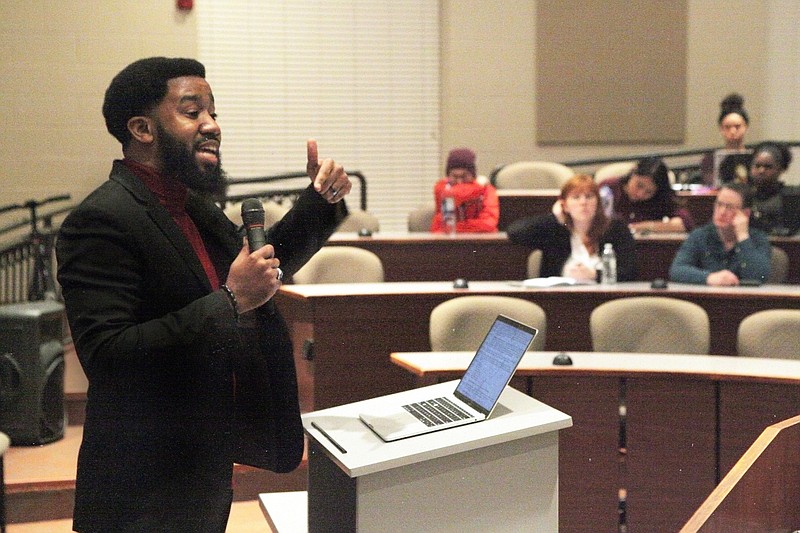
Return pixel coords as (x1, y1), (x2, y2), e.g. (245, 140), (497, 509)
(240, 198), (265, 226)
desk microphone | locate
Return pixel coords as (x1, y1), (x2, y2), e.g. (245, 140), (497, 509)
(241, 198), (267, 252)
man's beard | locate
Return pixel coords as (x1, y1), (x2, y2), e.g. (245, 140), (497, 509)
(156, 123), (226, 194)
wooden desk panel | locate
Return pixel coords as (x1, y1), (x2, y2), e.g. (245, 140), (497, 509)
(498, 189), (717, 230)
(625, 377), (717, 532)
(326, 233), (531, 282)
(718, 381), (800, 479)
(276, 282), (800, 410)
(635, 234), (800, 284)
(532, 376), (620, 533)
(497, 189), (561, 230)
(390, 351), (800, 533)
(327, 232), (800, 284)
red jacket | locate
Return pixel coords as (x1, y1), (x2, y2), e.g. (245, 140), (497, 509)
(430, 178), (499, 233)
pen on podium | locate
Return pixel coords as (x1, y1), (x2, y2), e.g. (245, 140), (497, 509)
(311, 421), (348, 454)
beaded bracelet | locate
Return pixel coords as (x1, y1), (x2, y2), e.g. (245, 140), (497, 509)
(220, 284), (239, 320)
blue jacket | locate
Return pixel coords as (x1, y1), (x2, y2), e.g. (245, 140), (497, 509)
(668, 223), (771, 284)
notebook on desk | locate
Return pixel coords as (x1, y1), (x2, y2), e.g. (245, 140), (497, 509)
(359, 315), (538, 442)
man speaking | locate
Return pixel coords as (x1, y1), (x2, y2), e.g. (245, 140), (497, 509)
(57, 57), (350, 532)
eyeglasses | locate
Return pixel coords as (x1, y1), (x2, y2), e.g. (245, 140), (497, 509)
(752, 162), (777, 171)
(714, 200), (742, 211)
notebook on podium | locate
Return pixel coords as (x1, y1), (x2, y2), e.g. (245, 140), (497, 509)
(359, 315), (538, 442)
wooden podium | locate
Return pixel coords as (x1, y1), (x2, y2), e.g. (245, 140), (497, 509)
(681, 414), (800, 532)
(299, 381), (571, 533)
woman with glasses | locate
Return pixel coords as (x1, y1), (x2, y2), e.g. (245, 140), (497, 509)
(669, 182), (770, 285)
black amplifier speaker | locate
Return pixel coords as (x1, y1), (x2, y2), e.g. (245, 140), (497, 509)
(0, 301), (66, 445)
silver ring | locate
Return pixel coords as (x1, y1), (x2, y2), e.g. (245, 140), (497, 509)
(275, 267), (284, 282)
(330, 187), (338, 197)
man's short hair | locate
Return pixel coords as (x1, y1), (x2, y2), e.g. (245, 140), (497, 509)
(103, 57), (206, 145)
(721, 181), (754, 208)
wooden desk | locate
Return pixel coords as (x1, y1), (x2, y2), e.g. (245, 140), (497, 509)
(498, 188), (718, 230)
(329, 232), (800, 284)
(276, 281), (800, 410)
(390, 351), (800, 533)
(635, 233), (800, 284)
(325, 232), (531, 282)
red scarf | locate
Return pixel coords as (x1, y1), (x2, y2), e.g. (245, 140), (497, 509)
(122, 159), (220, 290)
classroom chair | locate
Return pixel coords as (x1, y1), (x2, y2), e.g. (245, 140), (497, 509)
(335, 209), (380, 233)
(768, 246), (789, 283)
(430, 295), (547, 352)
(590, 296), (710, 354)
(292, 246), (384, 284)
(737, 309), (800, 359)
(407, 204), (436, 232)
(493, 161), (574, 190)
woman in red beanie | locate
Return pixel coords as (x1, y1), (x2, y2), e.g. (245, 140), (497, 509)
(430, 148), (500, 233)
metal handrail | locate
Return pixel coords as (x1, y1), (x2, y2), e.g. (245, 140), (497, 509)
(0, 195), (71, 305)
(225, 170), (368, 211)
(489, 140), (800, 185)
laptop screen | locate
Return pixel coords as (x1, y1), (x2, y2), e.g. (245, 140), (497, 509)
(454, 315), (537, 415)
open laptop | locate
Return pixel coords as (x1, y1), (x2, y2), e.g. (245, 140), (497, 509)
(359, 315), (538, 442)
(713, 148), (753, 186)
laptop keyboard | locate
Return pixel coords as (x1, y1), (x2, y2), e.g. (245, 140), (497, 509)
(403, 397), (473, 427)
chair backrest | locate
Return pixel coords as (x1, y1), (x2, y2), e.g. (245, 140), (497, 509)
(494, 161), (575, 190)
(292, 246), (384, 284)
(737, 309), (800, 359)
(593, 161), (636, 182)
(429, 295), (547, 352)
(407, 204), (436, 232)
(336, 209), (380, 233)
(768, 246), (789, 283)
(526, 249), (543, 279)
(590, 296), (710, 354)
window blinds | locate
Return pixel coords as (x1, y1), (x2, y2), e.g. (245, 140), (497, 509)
(197, 1), (440, 232)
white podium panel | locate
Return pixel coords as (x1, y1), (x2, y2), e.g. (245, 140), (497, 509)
(303, 382), (572, 533)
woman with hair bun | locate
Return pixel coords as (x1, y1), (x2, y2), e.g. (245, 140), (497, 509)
(699, 93), (750, 185)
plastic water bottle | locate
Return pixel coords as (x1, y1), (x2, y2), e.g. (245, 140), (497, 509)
(441, 184), (457, 236)
(599, 185), (615, 218)
(601, 243), (617, 284)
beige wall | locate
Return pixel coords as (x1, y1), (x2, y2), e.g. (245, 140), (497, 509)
(0, 1), (788, 208)
(441, 0), (773, 174)
(0, 1), (197, 206)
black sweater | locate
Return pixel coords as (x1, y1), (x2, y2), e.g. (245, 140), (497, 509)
(507, 213), (637, 281)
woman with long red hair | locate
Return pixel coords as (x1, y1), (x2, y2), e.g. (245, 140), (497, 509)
(507, 174), (637, 281)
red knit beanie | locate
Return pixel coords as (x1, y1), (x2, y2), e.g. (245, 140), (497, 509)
(446, 148), (477, 176)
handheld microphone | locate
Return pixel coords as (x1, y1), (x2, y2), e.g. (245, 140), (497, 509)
(240, 198), (267, 252)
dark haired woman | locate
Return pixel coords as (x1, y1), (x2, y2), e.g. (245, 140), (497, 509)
(749, 141), (800, 236)
(597, 157), (694, 233)
(700, 93), (750, 185)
